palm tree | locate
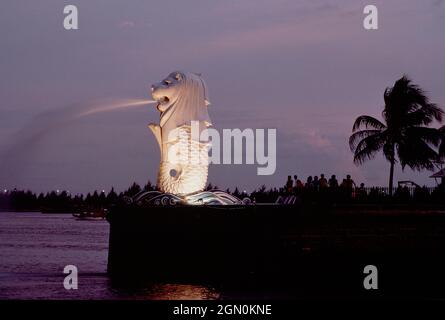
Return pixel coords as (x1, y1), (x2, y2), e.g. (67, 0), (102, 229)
(438, 126), (445, 160)
(349, 76), (443, 195)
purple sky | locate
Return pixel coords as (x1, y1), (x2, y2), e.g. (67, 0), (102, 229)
(1, 0), (445, 194)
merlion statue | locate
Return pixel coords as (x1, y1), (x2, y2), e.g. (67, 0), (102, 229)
(149, 71), (211, 195)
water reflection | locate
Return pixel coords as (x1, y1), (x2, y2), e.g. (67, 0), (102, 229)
(0, 212), (220, 300)
(111, 283), (220, 300)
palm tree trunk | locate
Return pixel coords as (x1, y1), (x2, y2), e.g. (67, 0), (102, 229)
(389, 157), (395, 196)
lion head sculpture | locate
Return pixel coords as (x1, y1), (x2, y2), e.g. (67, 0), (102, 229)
(148, 71), (212, 195)
(151, 71), (211, 136)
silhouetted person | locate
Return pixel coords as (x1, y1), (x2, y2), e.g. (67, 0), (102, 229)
(357, 183), (366, 199)
(313, 176), (319, 190)
(306, 176), (313, 189)
(345, 175), (356, 189)
(285, 175), (293, 194)
(342, 175), (355, 198)
(296, 179), (304, 190)
(319, 174), (328, 188)
(329, 175), (338, 188)
(293, 175), (298, 192)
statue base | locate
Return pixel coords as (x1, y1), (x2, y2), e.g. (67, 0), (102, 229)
(128, 190), (246, 206)
(106, 203), (445, 298)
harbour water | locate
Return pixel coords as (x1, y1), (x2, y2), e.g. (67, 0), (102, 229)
(2, 210), (445, 300)
(0, 212), (219, 300)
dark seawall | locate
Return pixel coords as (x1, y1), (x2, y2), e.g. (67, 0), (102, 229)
(107, 204), (445, 299)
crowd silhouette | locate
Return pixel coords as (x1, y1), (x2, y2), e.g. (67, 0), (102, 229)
(284, 174), (356, 194)
(274, 174), (362, 205)
(277, 173), (445, 205)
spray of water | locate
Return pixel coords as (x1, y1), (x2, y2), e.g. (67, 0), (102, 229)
(77, 99), (156, 118)
(0, 98), (158, 187)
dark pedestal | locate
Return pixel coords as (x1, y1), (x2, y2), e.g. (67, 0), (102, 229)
(107, 203), (445, 298)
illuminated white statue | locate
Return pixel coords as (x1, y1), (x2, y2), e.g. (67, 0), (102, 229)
(149, 71), (211, 195)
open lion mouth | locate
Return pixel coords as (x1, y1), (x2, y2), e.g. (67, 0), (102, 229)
(161, 96), (170, 103)
(156, 96), (170, 111)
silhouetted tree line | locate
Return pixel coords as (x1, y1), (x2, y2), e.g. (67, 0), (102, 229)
(3, 179), (445, 213)
(0, 181), (154, 212)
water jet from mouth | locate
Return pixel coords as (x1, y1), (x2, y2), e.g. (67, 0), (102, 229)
(77, 99), (157, 118)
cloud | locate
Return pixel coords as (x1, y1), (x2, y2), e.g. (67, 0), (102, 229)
(205, 14), (348, 56)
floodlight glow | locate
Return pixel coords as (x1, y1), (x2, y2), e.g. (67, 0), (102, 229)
(149, 71), (211, 196)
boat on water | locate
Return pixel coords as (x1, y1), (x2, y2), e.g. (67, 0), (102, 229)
(73, 208), (107, 220)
